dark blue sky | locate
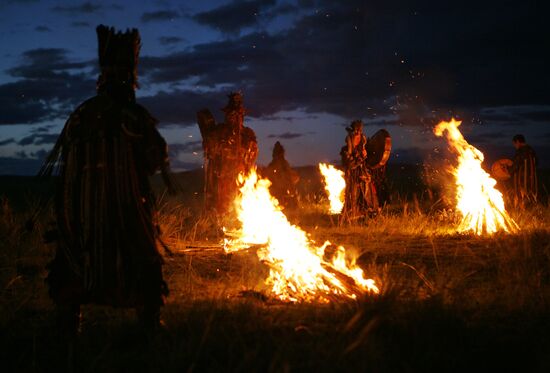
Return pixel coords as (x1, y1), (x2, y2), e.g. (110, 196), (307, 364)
(0, 0), (549, 175)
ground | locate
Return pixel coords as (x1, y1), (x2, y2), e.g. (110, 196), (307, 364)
(1, 165), (550, 372)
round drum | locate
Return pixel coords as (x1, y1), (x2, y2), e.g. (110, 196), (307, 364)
(491, 158), (513, 181)
(366, 129), (392, 169)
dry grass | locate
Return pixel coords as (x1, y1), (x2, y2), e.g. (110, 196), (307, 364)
(1, 177), (550, 371)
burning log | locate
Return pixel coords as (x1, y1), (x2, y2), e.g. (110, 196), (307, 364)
(320, 263), (367, 299)
(224, 168), (379, 302)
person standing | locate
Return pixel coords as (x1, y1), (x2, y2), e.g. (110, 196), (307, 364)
(263, 141), (300, 208)
(340, 120), (378, 223)
(510, 134), (538, 208)
(40, 25), (172, 334)
(197, 92), (258, 214)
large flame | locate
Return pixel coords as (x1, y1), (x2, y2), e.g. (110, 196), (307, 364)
(434, 118), (519, 235)
(319, 163), (346, 214)
(225, 168), (379, 302)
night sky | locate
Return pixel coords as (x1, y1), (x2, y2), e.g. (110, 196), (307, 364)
(0, 0), (548, 175)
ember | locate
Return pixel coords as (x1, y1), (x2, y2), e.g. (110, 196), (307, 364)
(224, 169), (379, 302)
(319, 163), (345, 214)
(434, 119), (519, 235)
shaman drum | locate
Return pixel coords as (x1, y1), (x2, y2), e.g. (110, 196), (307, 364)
(366, 129), (392, 169)
(197, 108), (216, 129)
(491, 158), (513, 181)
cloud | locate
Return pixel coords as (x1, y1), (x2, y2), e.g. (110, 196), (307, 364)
(30, 125), (56, 133)
(169, 159), (202, 171)
(261, 114), (319, 122)
(17, 133), (59, 146)
(478, 105), (550, 127)
(140, 23), (393, 119)
(519, 110), (550, 123)
(70, 21), (91, 28)
(51, 2), (101, 14)
(30, 148), (49, 159)
(138, 0), (548, 127)
(2, 0), (547, 146)
(468, 131), (509, 144)
(267, 131), (314, 139)
(139, 89), (227, 126)
(141, 10), (181, 23)
(8, 48), (90, 79)
(17, 135), (35, 146)
(193, 0), (298, 34)
(0, 82), (51, 124)
(0, 48), (94, 125)
(0, 148), (49, 175)
(158, 36), (186, 46)
(193, 0), (277, 34)
(142, 2), (418, 119)
(2, 0), (38, 5)
(169, 140), (203, 156)
(35, 25), (51, 32)
(0, 138), (15, 146)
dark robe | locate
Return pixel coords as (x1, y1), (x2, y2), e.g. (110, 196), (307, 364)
(263, 142), (299, 208)
(511, 144), (538, 207)
(40, 89), (169, 308)
(198, 95), (258, 213)
(340, 133), (378, 223)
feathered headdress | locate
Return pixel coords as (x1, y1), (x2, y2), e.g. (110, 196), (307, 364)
(222, 92), (245, 113)
(96, 25), (141, 89)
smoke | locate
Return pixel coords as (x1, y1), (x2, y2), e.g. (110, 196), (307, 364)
(421, 146), (456, 209)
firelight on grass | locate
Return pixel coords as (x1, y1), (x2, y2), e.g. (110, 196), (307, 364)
(224, 168), (379, 302)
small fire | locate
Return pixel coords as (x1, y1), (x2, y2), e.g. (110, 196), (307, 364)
(225, 169), (379, 302)
(434, 118), (519, 235)
(319, 163), (345, 214)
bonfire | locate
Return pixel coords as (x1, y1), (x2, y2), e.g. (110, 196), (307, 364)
(434, 118), (519, 235)
(319, 163), (345, 214)
(224, 169), (379, 302)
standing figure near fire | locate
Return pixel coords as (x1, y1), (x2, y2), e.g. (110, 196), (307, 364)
(39, 25), (172, 334)
(340, 120), (379, 223)
(510, 134), (538, 208)
(263, 141), (300, 208)
(197, 92), (258, 213)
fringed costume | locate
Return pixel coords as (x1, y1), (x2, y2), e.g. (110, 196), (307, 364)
(197, 93), (258, 214)
(40, 25), (171, 331)
(340, 121), (378, 224)
(511, 144), (538, 208)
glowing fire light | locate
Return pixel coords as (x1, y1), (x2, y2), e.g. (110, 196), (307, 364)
(434, 118), (519, 235)
(224, 169), (379, 302)
(319, 163), (345, 214)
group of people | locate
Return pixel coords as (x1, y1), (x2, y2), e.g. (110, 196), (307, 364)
(37, 25), (308, 336)
(39, 25), (539, 335)
(197, 93), (303, 213)
(198, 100), (389, 222)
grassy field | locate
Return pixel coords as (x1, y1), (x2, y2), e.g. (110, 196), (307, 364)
(1, 166), (550, 372)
